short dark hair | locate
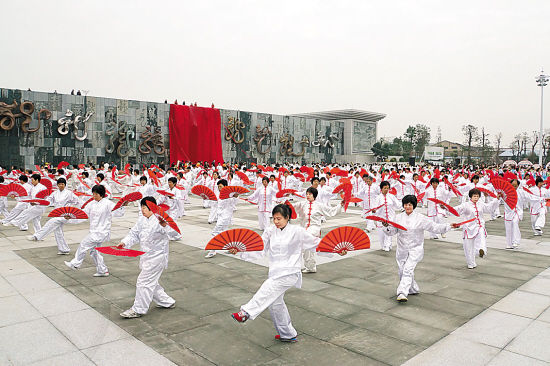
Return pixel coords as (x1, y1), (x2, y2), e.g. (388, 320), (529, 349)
(471, 175), (480, 182)
(262, 177), (269, 183)
(380, 180), (390, 189)
(92, 184), (106, 197)
(31, 174), (41, 182)
(536, 177), (544, 185)
(306, 187), (318, 199)
(430, 177), (439, 185)
(140, 196), (156, 207)
(310, 177), (319, 184)
(97, 173), (105, 181)
(82, 171), (89, 178)
(140, 176), (148, 182)
(469, 188), (481, 198)
(168, 177), (177, 184)
(217, 179), (228, 187)
(0, 176), (4, 183)
(19, 175), (28, 183)
(272, 203), (291, 220)
(57, 178), (67, 185)
(402, 195), (417, 209)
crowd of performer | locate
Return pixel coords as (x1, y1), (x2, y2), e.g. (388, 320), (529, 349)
(0, 160), (547, 342)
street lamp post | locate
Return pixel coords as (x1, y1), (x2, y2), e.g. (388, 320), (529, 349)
(536, 70), (549, 165)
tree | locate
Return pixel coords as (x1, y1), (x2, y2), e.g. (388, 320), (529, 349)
(480, 127), (492, 163)
(413, 124), (431, 158)
(531, 131), (540, 156)
(494, 132), (502, 164)
(462, 124), (479, 165)
(371, 140), (390, 159)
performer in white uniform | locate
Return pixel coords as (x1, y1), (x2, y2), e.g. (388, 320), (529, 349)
(372, 181), (401, 251)
(526, 177), (550, 235)
(11, 174), (47, 233)
(384, 195), (451, 302)
(247, 177), (278, 230)
(502, 179), (526, 249)
(356, 175), (380, 232)
(1, 175), (33, 226)
(229, 204), (346, 342)
(118, 196), (177, 318)
(424, 178), (450, 239)
(205, 179), (239, 258)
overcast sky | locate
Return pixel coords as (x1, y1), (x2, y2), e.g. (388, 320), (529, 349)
(2, 0), (549, 147)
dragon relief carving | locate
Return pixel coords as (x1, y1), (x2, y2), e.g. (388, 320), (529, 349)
(139, 126), (165, 155)
(106, 120), (135, 157)
(279, 133), (310, 157)
(224, 117), (245, 144)
(312, 132), (340, 149)
(253, 125), (272, 155)
(0, 100), (46, 132)
(57, 109), (94, 141)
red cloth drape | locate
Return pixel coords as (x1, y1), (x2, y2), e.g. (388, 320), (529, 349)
(169, 105), (224, 163)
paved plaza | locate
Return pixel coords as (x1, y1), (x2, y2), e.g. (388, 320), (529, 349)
(1, 197), (550, 365)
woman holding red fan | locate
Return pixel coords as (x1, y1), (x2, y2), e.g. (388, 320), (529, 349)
(117, 196), (177, 319)
(383, 195), (451, 302)
(229, 203), (346, 342)
(425, 178), (450, 240)
(246, 177), (278, 231)
(371, 181), (401, 251)
(502, 179), (527, 249)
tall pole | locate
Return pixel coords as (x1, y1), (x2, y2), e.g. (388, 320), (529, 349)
(536, 70), (548, 165)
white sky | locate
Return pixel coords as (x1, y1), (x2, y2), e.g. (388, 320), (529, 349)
(2, 0), (549, 147)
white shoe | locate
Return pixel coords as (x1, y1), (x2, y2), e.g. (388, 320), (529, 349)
(156, 302), (176, 309)
(1, 222), (10, 226)
(57, 251), (70, 255)
(382, 248), (391, 252)
(93, 272), (109, 277)
(513, 243), (519, 249)
(205, 251), (217, 258)
(26, 235), (37, 241)
(302, 268), (317, 273)
(19, 227), (28, 231)
(120, 309), (141, 318)
(505, 246), (514, 250)
(64, 261), (78, 270)
(467, 264), (477, 269)
(441, 233), (446, 238)
(397, 293), (408, 302)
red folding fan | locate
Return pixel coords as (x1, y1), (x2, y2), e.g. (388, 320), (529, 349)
(35, 189), (52, 199)
(76, 175), (90, 189)
(112, 192), (143, 211)
(157, 189), (175, 197)
(147, 169), (160, 186)
(316, 226), (371, 253)
(284, 200), (297, 219)
(22, 199), (50, 206)
(332, 183), (352, 194)
(389, 187), (397, 195)
(81, 197), (94, 209)
(0, 183), (27, 197)
(48, 206), (88, 219)
(124, 163), (131, 176)
(235, 171), (252, 185)
(205, 228), (264, 252)
(417, 192), (426, 201)
(95, 246), (145, 257)
(427, 198), (459, 216)
(191, 185), (217, 201)
(444, 179), (462, 197)
(219, 185), (249, 200)
(159, 203), (170, 211)
(477, 187), (497, 198)
(365, 204), (384, 214)
(276, 189), (298, 198)
(57, 161), (69, 170)
(145, 201), (180, 234)
(73, 191), (91, 197)
(40, 179), (53, 190)
(490, 178), (517, 209)
(364, 215), (408, 231)
(453, 218), (476, 226)
(523, 187), (534, 195)
(349, 197), (363, 203)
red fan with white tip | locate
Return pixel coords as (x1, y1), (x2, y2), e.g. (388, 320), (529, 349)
(0, 183), (27, 197)
(49, 206), (88, 219)
(365, 204), (384, 214)
(317, 226), (371, 253)
(73, 191), (91, 197)
(427, 198), (459, 216)
(276, 189), (298, 198)
(81, 197), (93, 209)
(157, 189), (175, 197)
(112, 192), (143, 211)
(284, 200), (297, 219)
(490, 178), (517, 209)
(219, 186), (249, 200)
(235, 171), (252, 185)
(332, 183), (351, 194)
(145, 201), (180, 234)
(523, 187), (534, 195)
(191, 185), (217, 201)
(205, 228), (264, 252)
(35, 189), (52, 199)
(22, 199), (50, 206)
(364, 215), (408, 231)
(95, 246), (145, 257)
(57, 161), (69, 170)
(477, 187), (497, 198)
(349, 197), (362, 203)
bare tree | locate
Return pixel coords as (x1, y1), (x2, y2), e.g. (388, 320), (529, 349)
(494, 132), (502, 164)
(531, 131), (540, 155)
(520, 132), (530, 158)
(462, 124), (479, 164)
(480, 127), (491, 163)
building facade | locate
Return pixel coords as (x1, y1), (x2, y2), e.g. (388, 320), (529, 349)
(0, 88), (384, 168)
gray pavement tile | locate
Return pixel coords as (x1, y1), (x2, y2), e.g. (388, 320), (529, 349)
(342, 308), (448, 347)
(0, 318), (77, 365)
(405, 293), (486, 318)
(284, 290), (362, 319)
(386, 304), (469, 332)
(519, 276), (550, 296)
(316, 285), (397, 312)
(168, 287), (234, 317)
(329, 277), (397, 298)
(491, 290), (550, 319)
(90, 281), (137, 300)
(141, 308), (205, 335)
(82, 337), (175, 366)
(64, 284), (110, 308)
(329, 327), (425, 366)
(25, 287), (90, 317)
(433, 287), (501, 307)
(134, 331), (182, 354)
(204, 284), (256, 307)
(163, 346), (216, 366)
(5, 271), (60, 295)
(487, 350), (549, 366)
(0, 276), (18, 298)
(506, 320), (550, 362)
(539, 306), (550, 323)
(0, 294), (42, 327)
(27, 351), (95, 366)
(170, 325), (279, 366)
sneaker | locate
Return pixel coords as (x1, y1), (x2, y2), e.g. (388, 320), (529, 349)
(496, 214), (502, 219)
(156, 302), (176, 309)
(19, 226), (28, 231)
(64, 261), (78, 270)
(279, 336), (298, 343)
(57, 251), (70, 255)
(1, 222), (10, 227)
(93, 272), (110, 277)
(301, 268), (317, 273)
(441, 233), (446, 238)
(397, 293), (408, 302)
(467, 264), (477, 269)
(205, 251), (217, 258)
(364, 228), (370, 233)
(479, 249), (485, 258)
(231, 311), (249, 323)
(505, 246), (514, 250)
(382, 247), (391, 252)
(26, 235), (37, 241)
(120, 309), (142, 318)
(513, 243), (519, 249)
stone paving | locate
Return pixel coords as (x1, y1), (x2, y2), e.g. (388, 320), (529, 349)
(2, 198), (550, 365)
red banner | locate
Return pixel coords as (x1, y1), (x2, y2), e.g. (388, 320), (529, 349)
(169, 105), (224, 163)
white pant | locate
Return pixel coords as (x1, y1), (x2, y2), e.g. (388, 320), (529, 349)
(34, 217), (70, 252)
(429, 215), (443, 239)
(505, 218), (521, 247)
(491, 203), (501, 219)
(203, 199), (210, 208)
(12, 205), (44, 233)
(241, 273), (299, 339)
(258, 212), (270, 230)
(396, 246), (422, 295)
(531, 212), (545, 233)
(463, 233), (486, 267)
(68, 234), (109, 274)
(302, 226), (320, 271)
(365, 218), (376, 231)
(377, 227), (392, 250)
(208, 201), (218, 223)
(2, 202), (27, 224)
(132, 260), (175, 314)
